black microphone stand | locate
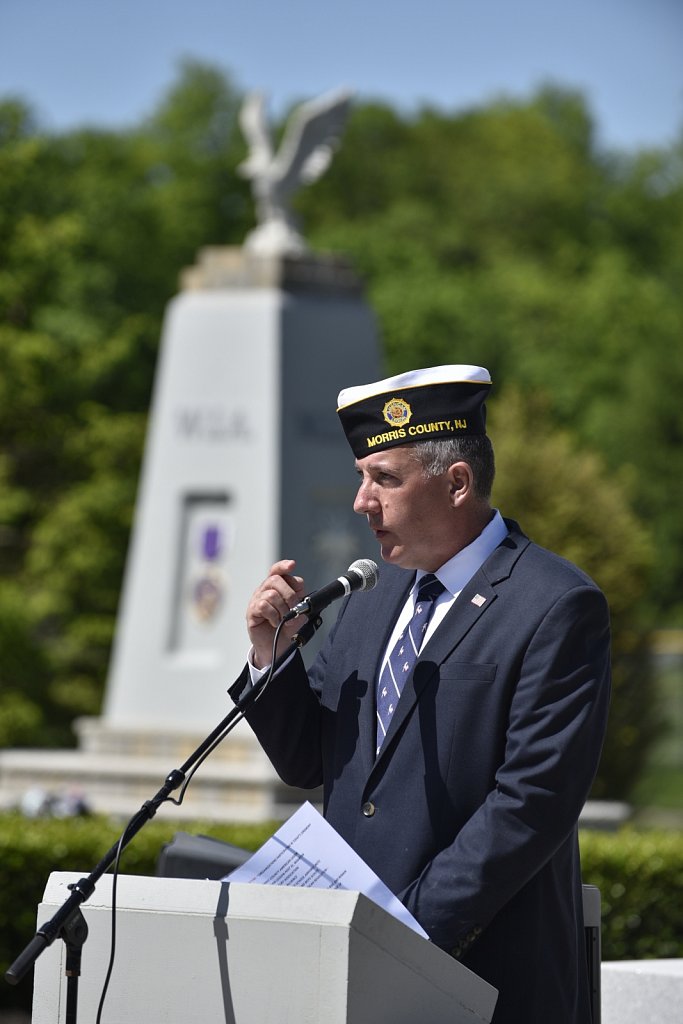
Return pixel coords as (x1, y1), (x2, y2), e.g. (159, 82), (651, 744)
(4, 614), (321, 1021)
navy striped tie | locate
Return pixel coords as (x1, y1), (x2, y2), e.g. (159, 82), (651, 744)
(376, 574), (445, 755)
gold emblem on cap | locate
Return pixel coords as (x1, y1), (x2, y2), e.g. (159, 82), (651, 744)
(382, 397), (412, 427)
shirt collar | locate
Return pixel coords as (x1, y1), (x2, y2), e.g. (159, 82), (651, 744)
(415, 509), (508, 598)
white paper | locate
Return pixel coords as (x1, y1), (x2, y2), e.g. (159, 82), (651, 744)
(223, 801), (428, 939)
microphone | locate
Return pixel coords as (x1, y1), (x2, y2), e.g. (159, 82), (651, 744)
(283, 559), (379, 621)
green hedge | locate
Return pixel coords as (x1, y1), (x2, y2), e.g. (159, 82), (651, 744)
(579, 828), (683, 960)
(0, 814), (681, 1014)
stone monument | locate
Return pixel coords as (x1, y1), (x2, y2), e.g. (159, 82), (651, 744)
(0, 88), (381, 822)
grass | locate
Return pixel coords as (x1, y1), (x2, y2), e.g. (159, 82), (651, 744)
(631, 763), (683, 810)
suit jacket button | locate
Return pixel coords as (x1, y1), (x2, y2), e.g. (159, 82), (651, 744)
(362, 801), (376, 817)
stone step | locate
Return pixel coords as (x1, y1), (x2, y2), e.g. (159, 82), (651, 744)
(0, 717), (322, 824)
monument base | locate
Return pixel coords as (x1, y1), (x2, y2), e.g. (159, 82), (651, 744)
(0, 716), (322, 822)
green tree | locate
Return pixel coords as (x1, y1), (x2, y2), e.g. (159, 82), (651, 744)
(0, 583), (52, 746)
(489, 389), (656, 798)
(303, 90), (683, 625)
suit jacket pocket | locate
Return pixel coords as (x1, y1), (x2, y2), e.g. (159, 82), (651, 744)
(437, 662), (497, 683)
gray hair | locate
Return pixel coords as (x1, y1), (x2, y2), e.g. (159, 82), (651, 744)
(410, 437), (495, 501)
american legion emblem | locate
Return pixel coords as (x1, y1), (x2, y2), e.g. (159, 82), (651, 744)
(382, 397), (412, 427)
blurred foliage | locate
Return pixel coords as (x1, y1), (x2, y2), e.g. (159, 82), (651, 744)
(580, 828), (683, 960)
(0, 812), (680, 1015)
(1, 65), (682, 799)
(489, 389), (656, 798)
(301, 87), (683, 622)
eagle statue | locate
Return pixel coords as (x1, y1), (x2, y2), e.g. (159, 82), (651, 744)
(238, 87), (353, 257)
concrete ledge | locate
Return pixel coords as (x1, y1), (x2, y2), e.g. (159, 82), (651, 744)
(579, 800), (631, 830)
(180, 246), (364, 294)
(602, 959), (683, 1024)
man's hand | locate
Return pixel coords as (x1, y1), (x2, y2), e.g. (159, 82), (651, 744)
(246, 559), (306, 669)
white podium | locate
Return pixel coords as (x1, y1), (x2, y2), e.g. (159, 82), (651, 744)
(32, 872), (498, 1024)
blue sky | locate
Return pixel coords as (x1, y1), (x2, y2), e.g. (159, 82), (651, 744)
(1, 0), (682, 151)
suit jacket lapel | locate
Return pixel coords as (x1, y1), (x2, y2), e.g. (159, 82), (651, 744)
(373, 521), (529, 765)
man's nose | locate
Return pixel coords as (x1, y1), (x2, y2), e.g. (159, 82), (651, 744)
(353, 480), (377, 516)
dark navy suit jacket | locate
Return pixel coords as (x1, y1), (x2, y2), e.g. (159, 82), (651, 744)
(232, 520), (611, 1024)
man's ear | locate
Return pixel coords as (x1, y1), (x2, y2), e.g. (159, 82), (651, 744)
(447, 462), (473, 505)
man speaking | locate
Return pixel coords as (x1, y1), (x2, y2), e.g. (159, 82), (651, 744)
(231, 365), (610, 1023)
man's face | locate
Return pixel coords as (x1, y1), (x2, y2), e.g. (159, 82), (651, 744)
(353, 447), (458, 571)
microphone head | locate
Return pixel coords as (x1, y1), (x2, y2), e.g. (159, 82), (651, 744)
(347, 558), (379, 592)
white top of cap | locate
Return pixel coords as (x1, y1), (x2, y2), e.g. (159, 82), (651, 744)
(337, 364), (491, 410)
